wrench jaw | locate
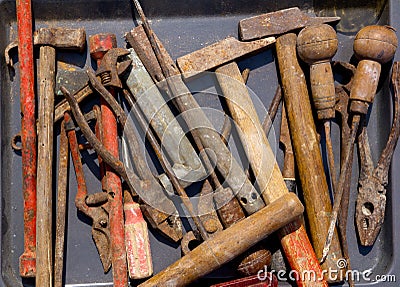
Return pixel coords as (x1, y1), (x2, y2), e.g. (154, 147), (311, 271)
(96, 48), (131, 88)
(355, 180), (387, 246)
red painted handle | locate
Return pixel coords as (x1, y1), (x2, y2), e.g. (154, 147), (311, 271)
(16, 0), (37, 277)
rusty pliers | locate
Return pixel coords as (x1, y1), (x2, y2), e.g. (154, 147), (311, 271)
(65, 111), (112, 272)
(356, 62), (400, 246)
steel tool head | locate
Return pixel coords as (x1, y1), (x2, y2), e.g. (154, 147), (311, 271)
(96, 48), (130, 88)
(34, 27), (86, 51)
(356, 62), (400, 246)
(5, 27), (86, 71)
(356, 170), (387, 246)
(239, 7), (340, 41)
(176, 37), (276, 78)
(6, 27), (86, 68)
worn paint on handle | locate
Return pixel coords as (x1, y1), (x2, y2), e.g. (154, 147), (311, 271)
(16, 0), (37, 277)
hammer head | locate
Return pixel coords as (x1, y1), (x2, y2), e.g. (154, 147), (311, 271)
(33, 27), (86, 52)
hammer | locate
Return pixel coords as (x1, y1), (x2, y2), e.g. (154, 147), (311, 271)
(35, 27), (86, 287)
(139, 193), (304, 287)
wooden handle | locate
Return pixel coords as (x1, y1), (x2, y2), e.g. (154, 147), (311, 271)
(36, 45), (56, 287)
(310, 62), (336, 119)
(349, 60), (381, 114)
(138, 193), (304, 287)
(215, 62), (327, 287)
(297, 24), (337, 120)
(124, 201), (153, 279)
(54, 120), (69, 287)
(350, 25), (397, 114)
(276, 33), (344, 281)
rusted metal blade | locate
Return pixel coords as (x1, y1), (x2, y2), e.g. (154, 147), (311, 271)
(239, 7), (340, 41)
(177, 37), (275, 78)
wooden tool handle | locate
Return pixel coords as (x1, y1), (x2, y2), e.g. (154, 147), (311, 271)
(124, 200), (153, 279)
(276, 33), (344, 281)
(216, 62), (327, 287)
(297, 24), (337, 120)
(138, 193), (304, 287)
(36, 45), (56, 287)
(350, 25), (397, 114)
(310, 62), (337, 119)
(54, 119), (69, 287)
(349, 60), (381, 114)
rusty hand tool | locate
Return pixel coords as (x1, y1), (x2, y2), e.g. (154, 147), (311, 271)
(216, 119), (273, 277)
(355, 62), (400, 246)
(65, 111), (112, 272)
(275, 34), (344, 281)
(61, 78), (183, 242)
(130, 3), (265, 215)
(109, 51), (154, 280)
(216, 62), (328, 286)
(332, 62), (357, 287)
(297, 24), (339, 193)
(176, 36), (275, 78)
(89, 34), (116, 190)
(238, 7), (340, 41)
(6, 27), (87, 68)
(89, 33), (128, 286)
(177, 112), (272, 276)
(85, 68), (184, 243)
(54, 119), (69, 287)
(52, 59), (131, 123)
(15, 0), (36, 277)
(217, 75), (273, 277)
(121, 88), (210, 241)
(123, 48), (206, 187)
(12, 58), (132, 143)
(138, 193), (304, 287)
(322, 25), (398, 262)
(35, 27), (86, 287)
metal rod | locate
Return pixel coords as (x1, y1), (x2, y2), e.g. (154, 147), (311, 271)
(321, 115), (360, 262)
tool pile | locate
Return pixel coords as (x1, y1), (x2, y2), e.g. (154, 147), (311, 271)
(6, 1), (400, 286)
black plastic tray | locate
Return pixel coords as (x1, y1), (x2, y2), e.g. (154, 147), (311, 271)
(1, 0), (399, 286)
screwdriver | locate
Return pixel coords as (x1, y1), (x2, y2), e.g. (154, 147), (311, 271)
(297, 24), (339, 193)
(321, 25), (398, 262)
